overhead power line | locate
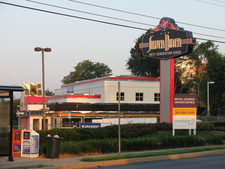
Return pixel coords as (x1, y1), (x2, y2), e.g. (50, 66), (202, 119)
(214, 0), (225, 4)
(1, 1), (225, 44)
(0, 1), (146, 31)
(196, 0), (225, 7)
(69, 0), (225, 33)
(25, 0), (225, 40)
(25, 0), (156, 27)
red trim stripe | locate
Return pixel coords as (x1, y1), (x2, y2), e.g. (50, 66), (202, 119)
(49, 94), (101, 100)
(170, 58), (175, 123)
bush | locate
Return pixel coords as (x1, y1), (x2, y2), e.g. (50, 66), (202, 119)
(37, 128), (87, 145)
(105, 123), (172, 139)
(212, 122), (225, 127)
(36, 123), (225, 156)
(37, 122), (218, 146)
(60, 139), (118, 154)
(211, 122), (225, 131)
(197, 122), (216, 131)
(57, 132), (225, 155)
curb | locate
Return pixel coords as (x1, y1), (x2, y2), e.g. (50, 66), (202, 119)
(45, 149), (225, 169)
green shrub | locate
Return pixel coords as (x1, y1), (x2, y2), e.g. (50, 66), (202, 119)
(37, 123), (218, 147)
(212, 122), (225, 127)
(56, 132), (225, 155)
(60, 139), (118, 154)
(197, 122), (216, 131)
(211, 122), (225, 131)
(37, 128), (87, 145)
(104, 123), (172, 139)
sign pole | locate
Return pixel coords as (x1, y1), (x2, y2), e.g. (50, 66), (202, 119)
(118, 81), (121, 155)
(160, 58), (174, 123)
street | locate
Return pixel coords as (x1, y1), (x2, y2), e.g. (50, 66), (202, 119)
(92, 154), (225, 169)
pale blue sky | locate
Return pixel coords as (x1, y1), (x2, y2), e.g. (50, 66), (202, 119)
(1, 0), (225, 97)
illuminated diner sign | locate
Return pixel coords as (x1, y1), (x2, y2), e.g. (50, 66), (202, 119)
(140, 17), (196, 60)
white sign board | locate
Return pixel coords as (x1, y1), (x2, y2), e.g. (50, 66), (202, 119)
(173, 115), (196, 129)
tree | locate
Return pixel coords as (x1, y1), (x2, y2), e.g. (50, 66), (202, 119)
(45, 89), (54, 96)
(62, 60), (112, 84)
(0, 98), (20, 126)
(13, 99), (20, 126)
(126, 29), (160, 77)
(175, 41), (225, 115)
(188, 41), (223, 111)
(175, 57), (196, 94)
(205, 48), (225, 113)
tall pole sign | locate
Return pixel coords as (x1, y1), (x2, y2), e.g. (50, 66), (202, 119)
(140, 17), (195, 60)
(140, 17), (196, 123)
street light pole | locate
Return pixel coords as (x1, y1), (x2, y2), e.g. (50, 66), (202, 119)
(207, 81), (215, 116)
(34, 47), (51, 130)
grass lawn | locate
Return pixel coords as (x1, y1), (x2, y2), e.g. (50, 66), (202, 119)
(81, 146), (225, 162)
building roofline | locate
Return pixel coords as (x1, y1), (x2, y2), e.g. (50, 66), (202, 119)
(61, 76), (160, 88)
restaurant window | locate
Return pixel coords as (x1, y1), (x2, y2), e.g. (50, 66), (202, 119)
(136, 93), (143, 101)
(154, 93), (160, 101)
(116, 92), (124, 101)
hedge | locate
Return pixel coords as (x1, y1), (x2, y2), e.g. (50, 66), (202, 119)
(37, 122), (216, 144)
(39, 131), (225, 155)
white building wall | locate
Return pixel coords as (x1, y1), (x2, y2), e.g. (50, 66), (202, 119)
(73, 81), (104, 95)
(67, 97), (101, 103)
(92, 117), (157, 127)
(55, 88), (68, 95)
(27, 104), (43, 110)
(29, 116), (42, 130)
(55, 81), (105, 100)
(52, 78), (159, 104)
(103, 81), (159, 103)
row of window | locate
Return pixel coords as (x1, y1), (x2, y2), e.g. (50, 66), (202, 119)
(116, 92), (160, 101)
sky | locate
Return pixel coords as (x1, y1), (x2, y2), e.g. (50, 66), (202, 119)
(1, 0), (225, 98)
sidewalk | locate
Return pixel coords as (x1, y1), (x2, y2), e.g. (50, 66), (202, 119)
(1, 146), (225, 169)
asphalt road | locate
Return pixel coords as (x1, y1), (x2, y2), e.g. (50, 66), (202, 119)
(92, 154), (225, 169)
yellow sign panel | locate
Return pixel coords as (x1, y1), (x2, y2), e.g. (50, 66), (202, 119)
(173, 108), (196, 116)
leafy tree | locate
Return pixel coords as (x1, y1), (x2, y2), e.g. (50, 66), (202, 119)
(45, 89), (54, 96)
(62, 60), (112, 84)
(189, 41), (223, 111)
(205, 49), (225, 113)
(175, 57), (196, 94)
(0, 98), (20, 126)
(176, 41), (225, 114)
(126, 29), (160, 77)
(13, 99), (20, 126)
